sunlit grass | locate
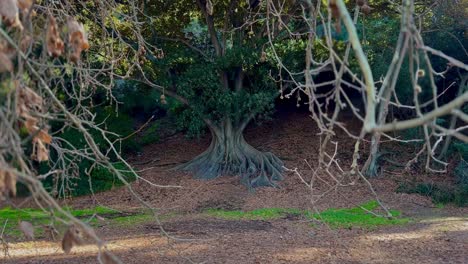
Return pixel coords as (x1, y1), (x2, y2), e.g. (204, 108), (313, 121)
(204, 200), (411, 229)
(310, 200), (411, 229)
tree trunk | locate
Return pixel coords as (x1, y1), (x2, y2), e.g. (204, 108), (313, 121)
(177, 119), (284, 188)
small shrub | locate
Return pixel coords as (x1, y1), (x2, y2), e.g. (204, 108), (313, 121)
(37, 161), (137, 198)
(68, 162), (137, 197)
(454, 159), (468, 185)
(453, 185), (468, 207)
(139, 122), (160, 146)
(397, 182), (467, 207)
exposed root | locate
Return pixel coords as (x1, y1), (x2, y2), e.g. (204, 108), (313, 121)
(176, 134), (284, 188)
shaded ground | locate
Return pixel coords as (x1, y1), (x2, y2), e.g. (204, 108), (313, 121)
(2, 113), (467, 263)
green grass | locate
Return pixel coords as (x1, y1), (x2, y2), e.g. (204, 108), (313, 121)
(0, 206), (176, 237)
(109, 211), (177, 227)
(310, 200), (410, 229)
(0, 206), (115, 238)
(1, 200), (410, 239)
(204, 201), (411, 229)
(204, 208), (303, 220)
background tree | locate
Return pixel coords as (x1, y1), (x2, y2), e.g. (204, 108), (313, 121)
(136, 0), (305, 187)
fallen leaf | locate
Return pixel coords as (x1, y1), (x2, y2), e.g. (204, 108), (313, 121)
(62, 225), (84, 254)
(99, 250), (123, 264)
(46, 16), (64, 57)
(19, 221), (34, 240)
(0, 0), (23, 30)
(62, 229), (74, 254)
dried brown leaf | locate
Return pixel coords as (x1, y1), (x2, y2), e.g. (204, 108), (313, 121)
(17, 0), (33, 13)
(99, 250), (123, 264)
(23, 116), (38, 133)
(36, 129), (52, 144)
(0, 171), (4, 195)
(260, 51), (266, 62)
(62, 225), (83, 254)
(0, 0), (23, 30)
(46, 16), (64, 57)
(62, 229), (74, 254)
(5, 171), (16, 197)
(67, 18), (89, 63)
(0, 52), (13, 72)
(33, 139), (49, 162)
(0, 170), (16, 198)
(19, 221), (34, 240)
(17, 86), (43, 118)
(20, 35), (33, 52)
(206, 0), (214, 16)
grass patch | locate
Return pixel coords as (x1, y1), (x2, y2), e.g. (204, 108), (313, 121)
(0, 206), (115, 238)
(0, 206), (176, 238)
(204, 208), (303, 220)
(310, 200), (410, 229)
(204, 201), (410, 229)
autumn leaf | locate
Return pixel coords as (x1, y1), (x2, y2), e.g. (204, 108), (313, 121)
(17, 0), (34, 13)
(0, 52), (13, 73)
(98, 250), (123, 264)
(67, 17), (89, 63)
(46, 16), (64, 57)
(20, 35), (33, 52)
(0, 170), (16, 198)
(32, 138), (49, 162)
(62, 225), (84, 254)
(17, 86), (43, 118)
(0, 0), (23, 30)
(36, 129), (52, 144)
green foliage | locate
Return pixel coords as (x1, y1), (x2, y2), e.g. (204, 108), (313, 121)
(95, 108), (141, 153)
(397, 182), (468, 207)
(454, 160), (468, 185)
(38, 159), (137, 198)
(75, 161), (136, 197)
(78, 162), (137, 195)
(452, 142), (468, 161)
(158, 44), (278, 136)
(138, 122), (160, 146)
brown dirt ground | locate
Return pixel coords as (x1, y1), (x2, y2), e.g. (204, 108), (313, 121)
(2, 112), (467, 263)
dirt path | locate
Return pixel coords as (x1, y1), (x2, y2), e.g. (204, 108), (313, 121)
(2, 113), (467, 263)
(3, 212), (467, 263)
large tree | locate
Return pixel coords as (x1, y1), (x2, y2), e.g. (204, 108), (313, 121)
(137, 0), (300, 187)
